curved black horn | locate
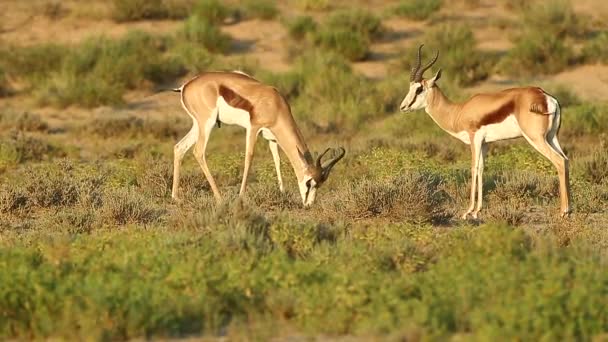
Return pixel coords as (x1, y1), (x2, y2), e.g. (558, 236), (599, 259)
(315, 148), (332, 168)
(415, 49), (439, 82)
(321, 147), (346, 180)
(410, 44), (424, 82)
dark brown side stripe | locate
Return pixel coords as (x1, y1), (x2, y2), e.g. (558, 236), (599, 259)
(218, 85), (255, 117)
(478, 101), (515, 127)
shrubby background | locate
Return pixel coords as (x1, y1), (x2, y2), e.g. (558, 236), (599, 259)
(0, 0), (607, 339)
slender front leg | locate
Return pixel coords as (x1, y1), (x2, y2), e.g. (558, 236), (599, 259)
(269, 141), (284, 192)
(472, 143), (488, 219)
(239, 128), (259, 196)
(462, 133), (484, 219)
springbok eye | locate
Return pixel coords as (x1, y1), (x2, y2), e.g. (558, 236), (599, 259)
(415, 87), (424, 95)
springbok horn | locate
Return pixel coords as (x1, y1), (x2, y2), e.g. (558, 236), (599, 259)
(315, 148), (332, 168)
(410, 44), (424, 82)
(415, 49), (439, 82)
(321, 147), (346, 180)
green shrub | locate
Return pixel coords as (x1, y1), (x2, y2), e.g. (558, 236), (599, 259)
(521, 0), (587, 39)
(335, 171), (451, 224)
(0, 67), (9, 97)
(34, 31), (183, 107)
(180, 15), (232, 53)
(499, 31), (574, 77)
(582, 150), (608, 184)
(394, 0), (442, 20)
(286, 16), (317, 41)
(0, 132), (62, 169)
(560, 103), (608, 138)
(111, 0), (193, 22)
(296, 10), (384, 61)
(0, 111), (48, 132)
(243, 0), (279, 20)
(0, 43), (66, 85)
(313, 28), (369, 61)
(582, 31), (608, 64)
(294, 0), (331, 11)
(100, 188), (162, 225)
(326, 9), (383, 41)
(192, 0), (233, 23)
(404, 24), (492, 86)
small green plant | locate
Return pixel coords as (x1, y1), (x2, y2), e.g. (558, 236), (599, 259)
(403, 24), (492, 86)
(393, 0), (442, 20)
(294, 0), (330, 11)
(111, 0), (192, 21)
(582, 31), (608, 64)
(243, 0), (279, 20)
(286, 16), (317, 41)
(521, 0), (587, 39)
(499, 31), (574, 77)
(180, 15), (232, 53)
(192, 0), (233, 23)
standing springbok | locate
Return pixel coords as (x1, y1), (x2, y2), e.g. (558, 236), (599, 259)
(171, 71), (345, 206)
(400, 45), (571, 218)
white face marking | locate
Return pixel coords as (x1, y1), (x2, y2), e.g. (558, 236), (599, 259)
(298, 176), (318, 207)
(400, 82), (428, 112)
(216, 96), (251, 129)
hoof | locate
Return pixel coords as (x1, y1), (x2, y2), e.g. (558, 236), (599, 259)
(461, 211), (472, 220)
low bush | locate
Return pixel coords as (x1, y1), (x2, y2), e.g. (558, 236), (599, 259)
(294, 0), (331, 11)
(335, 171), (451, 224)
(520, 0), (587, 39)
(180, 14), (232, 54)
(0, 132), (62, 169)
(111, 0), (193, 22)
(286, 16), (317, 41)
(100, 188), (163, 225)
(242, 0), (278, 20)
(289, 10), (384, 61)
(499, 31), (575, 77)
(581, 31), (608, 64)
(0, 111), (48, 132)
(192, 0), (234, 24)
(402, 24), (492, 86)
(393, 0), (442, 21)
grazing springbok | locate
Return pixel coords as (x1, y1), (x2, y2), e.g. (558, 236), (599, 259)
(171, 71), (345, 206)
(400, 45), (571, 218)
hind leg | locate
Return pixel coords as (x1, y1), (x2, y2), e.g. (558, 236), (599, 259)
(172, 123), (198, 200)
(239, 126), (260, 196)
(193, 115), (222, 201)
(522, 133), (571, 216)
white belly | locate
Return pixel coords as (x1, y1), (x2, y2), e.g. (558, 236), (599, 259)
(481, 115), (522, 142)
(216, 96), (251, 129)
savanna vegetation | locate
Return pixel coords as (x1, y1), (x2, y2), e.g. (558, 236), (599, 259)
(0, 0), (607, 340)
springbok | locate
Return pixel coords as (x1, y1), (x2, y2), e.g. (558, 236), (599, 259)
(400, 45), (571, 218)
(171, 71), (345, 206)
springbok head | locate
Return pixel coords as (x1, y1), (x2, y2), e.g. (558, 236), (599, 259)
(400, 44), (442, 112)
(298, 147), (346, 206)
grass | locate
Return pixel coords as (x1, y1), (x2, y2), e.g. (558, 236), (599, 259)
(582, 31), (608, 64)
(393, 0), (443, 20)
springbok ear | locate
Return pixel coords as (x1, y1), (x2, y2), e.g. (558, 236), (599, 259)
(428, 69), (442, 87)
